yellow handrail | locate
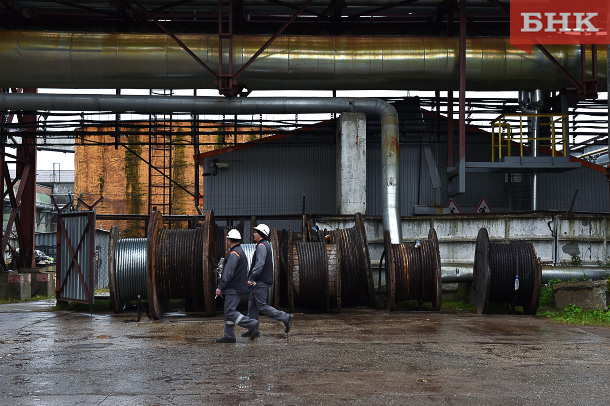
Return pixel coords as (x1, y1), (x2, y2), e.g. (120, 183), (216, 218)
(490, 113), (568, 161)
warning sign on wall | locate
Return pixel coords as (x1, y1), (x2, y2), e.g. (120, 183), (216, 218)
(447, 198), (462, 214)
(475, 198), (492, 214)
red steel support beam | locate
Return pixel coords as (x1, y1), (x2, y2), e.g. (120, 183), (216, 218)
(0, 89), (6, 271)
(15, 88), (37, 268)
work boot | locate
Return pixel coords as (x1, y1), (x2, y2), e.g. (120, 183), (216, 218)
(215, 337), (236, 343)
(284, 314), (293, 334)
(241, 329), (260, 338)
(249, 321), (260, 341)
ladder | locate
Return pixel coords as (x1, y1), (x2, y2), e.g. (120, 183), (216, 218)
(148, 89), (174, 216)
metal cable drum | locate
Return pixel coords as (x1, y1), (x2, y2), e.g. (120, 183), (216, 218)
(215, 225), (228, 260)
(279, 229), (295, 312)
(108, 226), (147, 313)
(473, 228), (541, 315)
(329, 213), (375, 307)
(290, 241), (341, 312)
(383, 228), (442, 311)
(147, 210), (218, 319)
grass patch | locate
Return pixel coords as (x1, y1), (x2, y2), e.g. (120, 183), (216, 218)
(52, 299), (111, 312)
(537, 279), (610, 327)
(0, 295), (54, 305)
(440, 300), (476, 312)
(540, 304), (610, 327)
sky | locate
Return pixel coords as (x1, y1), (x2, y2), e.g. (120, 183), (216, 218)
(38, 150), (74, 171)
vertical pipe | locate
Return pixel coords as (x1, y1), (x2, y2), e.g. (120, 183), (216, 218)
(148, 97), (153, 215)
(531, 90), (544, 211)
(193, 109), (200, 214)
(561, 92), (570, 157)
(458, 0), (466, 194)
(447, 91), (454, 168)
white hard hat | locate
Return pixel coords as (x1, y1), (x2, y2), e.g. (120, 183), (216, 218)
(253, 224), (270, 238)
(227, 229), (241, 240)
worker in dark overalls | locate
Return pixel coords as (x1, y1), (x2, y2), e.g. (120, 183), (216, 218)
(215, 229), (259, 343)
(242, 224), (292, 338)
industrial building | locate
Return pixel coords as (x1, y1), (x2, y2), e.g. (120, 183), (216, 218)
(0, 1), (609, 310)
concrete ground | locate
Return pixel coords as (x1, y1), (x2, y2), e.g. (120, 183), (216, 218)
(1, 300), (609, 406)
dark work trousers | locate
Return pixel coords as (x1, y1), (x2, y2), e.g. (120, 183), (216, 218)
(223, 293), (258, 339)
(247, 282), (290, 325)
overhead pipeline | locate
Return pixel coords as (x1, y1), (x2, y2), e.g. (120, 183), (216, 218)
(0, 30), (605, 91)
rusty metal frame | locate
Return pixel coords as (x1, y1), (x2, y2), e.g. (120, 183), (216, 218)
(130, 0), (313, 96)
(77, 196), (104, 211)
(232, 0), (313, 84)
(130, 0), (220, 81)
(0, 87), (37, 270)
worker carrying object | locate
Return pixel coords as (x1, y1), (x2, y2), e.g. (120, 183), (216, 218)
(215, 229), (259, 343)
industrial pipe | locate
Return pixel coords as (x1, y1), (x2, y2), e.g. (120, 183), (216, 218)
(0, 93), (402, 243)
(442, 266), (610, 284)
(0, 31), (606, 91)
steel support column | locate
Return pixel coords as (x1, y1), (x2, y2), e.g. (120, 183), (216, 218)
(15, 88), (37, 268)
(607, 44), (610, 214)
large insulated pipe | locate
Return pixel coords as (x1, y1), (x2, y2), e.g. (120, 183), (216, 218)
(0, 31), (606, 90)
(0, 93), (402, 243)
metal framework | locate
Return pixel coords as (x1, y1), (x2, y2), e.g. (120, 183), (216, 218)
(0, 0), (608, 270)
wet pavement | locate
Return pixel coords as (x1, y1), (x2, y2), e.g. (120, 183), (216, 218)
(1, 300), (610, 405)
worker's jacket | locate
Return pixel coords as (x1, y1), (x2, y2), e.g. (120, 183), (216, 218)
(218, 244), (248, 295)
(249, 239), (273, 285)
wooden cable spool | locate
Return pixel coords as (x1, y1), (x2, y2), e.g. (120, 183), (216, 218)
(289, 241), (341, 312)
(383, 228), (442, 311)
(146, 210), (218, 319)
(329, 213), (375, 307)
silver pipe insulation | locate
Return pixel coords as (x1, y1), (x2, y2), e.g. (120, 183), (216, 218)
(518, 90), (545, 211)
(0, 31), (606, 91)
(442, 266), (610, 283)
(0, 93), (402, 243)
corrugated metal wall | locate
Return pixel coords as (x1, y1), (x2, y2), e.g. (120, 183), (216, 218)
(202, 102), (608, 220)
(35, 232), (57, 257)
(203, 133), (336, 231)
(539, 167), (608, 213)
(57, 211), (94, 303)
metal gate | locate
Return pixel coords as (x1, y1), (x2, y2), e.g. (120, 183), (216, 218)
(56, 211), (96, 304)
